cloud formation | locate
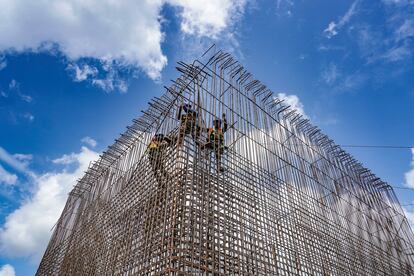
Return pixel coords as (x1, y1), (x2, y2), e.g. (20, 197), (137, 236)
(0, 0), (248, 90)
(0, 0), (166, 80)
(321, 63), (340, 85)
(0, 264), (15, 276)
(403, 207), (414, 230)
(67, 64), (98, 82)
(354, 2), (414, 64)
(0, 56), (6, 71)
(170, 0), (247, 38)
(0, 165), (17, 185)
(8, 80), (33, 103)
(81, 136), (97, 148)
(380, 18), (414, 62)
(0, 147), (32, 174)
(405, 148), (414, 188)
(277, 93), (307, 118)
(324, 0), (359, 38)
(0, 146), (99, 261)
(276, 0), (294, 17)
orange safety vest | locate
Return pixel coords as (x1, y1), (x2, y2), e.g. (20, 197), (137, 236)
(208, 128), (224, 145)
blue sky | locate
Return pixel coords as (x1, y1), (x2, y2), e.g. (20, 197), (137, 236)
(1, 0), (414, 275)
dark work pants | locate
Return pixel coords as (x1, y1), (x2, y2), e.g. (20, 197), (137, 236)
(201, 142), (225, 172)
(148, 150), (168, 187)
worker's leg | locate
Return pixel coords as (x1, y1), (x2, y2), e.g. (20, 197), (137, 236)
(177, 124), (186, 147)
(191, 125), (201, 146)
(200, 141), (214, 151)
(158, 152), (169, 180)
(148, 154), (158, 181)
(149, 152), (164, 185)
(177, 122), (194, 147)
(215, 147), (225, 172)
(200, 142), (213, 169)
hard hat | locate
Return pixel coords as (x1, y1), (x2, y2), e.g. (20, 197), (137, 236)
(153, 134), (164, 140)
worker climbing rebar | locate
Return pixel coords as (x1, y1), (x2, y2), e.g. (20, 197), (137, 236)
(176, 103), (202, 147)
(146, 134), (173, 185)
(201, 113), (228, 172)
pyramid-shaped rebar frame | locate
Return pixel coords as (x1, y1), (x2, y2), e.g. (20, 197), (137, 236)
(37, 47), (414, 275)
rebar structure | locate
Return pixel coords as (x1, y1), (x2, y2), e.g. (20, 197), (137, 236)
(37, 47), (414, 275)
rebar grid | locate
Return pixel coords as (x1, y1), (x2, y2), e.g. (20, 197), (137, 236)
(37, 48), (414, 275)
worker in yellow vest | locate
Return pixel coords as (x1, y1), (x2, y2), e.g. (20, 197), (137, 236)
(146, 134), (173, 185)
(201, 113), (228, 172)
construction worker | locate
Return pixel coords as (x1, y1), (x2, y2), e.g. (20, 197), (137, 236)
(146, 134), (173, 185)
(177, 104), (202, 146)
(201, 113), (228, 172)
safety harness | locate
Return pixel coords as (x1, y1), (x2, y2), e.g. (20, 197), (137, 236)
(208, 127), (225, 147)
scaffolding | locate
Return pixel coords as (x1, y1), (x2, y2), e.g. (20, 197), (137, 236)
(37, 47), (414, 275)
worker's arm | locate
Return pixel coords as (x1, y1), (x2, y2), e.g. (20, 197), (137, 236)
(222, 113), (228, 133)
(163, 136), (173, 145)
(144, 143), (150, 154)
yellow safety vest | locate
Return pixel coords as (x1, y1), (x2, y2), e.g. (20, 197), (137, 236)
(146, 140), (161, 154)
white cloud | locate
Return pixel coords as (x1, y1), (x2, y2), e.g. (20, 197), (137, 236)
(382, 0), (414, 6)
(81, 136), (97, 148)
(405, 148), (414, 188)
(91, 64), (128, 93)
(8, 80), (33, 103)
(403, 207), (414, 229)
(325, 69), (366, 93)
(52, 153), (78, 165)
(395, 19), (414, 41)
(8, 80), (18, 90)
(0, 264), (15, 276)
(67, 64), (98, 82)
(373, 19), (414, 63)
(13, 153), (32, 165)
(382, 43), (412, 62)
(341, 72), (366, 90)
(324, 22), (338, 38)
(0, 56), (6, 71)
(19, 94), (32, 103)
(324, 0), (359, 38)
(356, 2), (414, 64)
(0, 165), (17, 185)
(321, 63), (340, 85)
(169, 0), (247, 38)
(22, 113), (35, 122)
(276, 93), (307, 118)
(67, 63), (128, 92)
(276, 0), (294, 17)
(318, 44), (345, 52)
(0, 146), (99, 261)
(0, 0), (248, 84)
(0, 0), (167, 80)
(0, 147), (31, 174)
